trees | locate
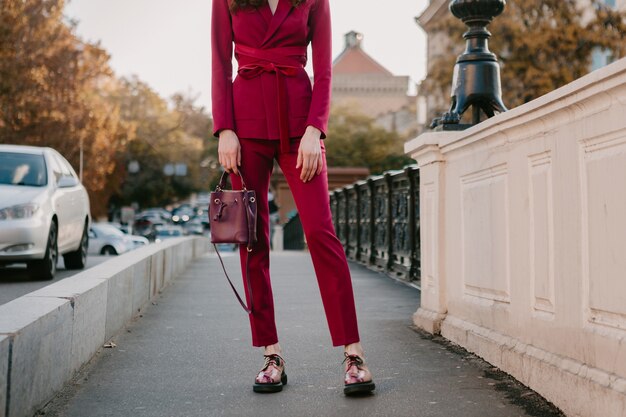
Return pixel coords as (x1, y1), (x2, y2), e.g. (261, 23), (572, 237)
(108, 78), (214, 209)
(0, 0), (217, 215)
(420, 0), (626, 122)
(324, 106), (413, 175)
(0, 0), (130, 217)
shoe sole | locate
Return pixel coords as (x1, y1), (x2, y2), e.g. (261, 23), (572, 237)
(344, 381), (376, 396)
(253, 372), (288, 393)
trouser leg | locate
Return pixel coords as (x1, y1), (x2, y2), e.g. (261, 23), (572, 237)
(277, 138), (360, 346)
(229, 138), (278, 347)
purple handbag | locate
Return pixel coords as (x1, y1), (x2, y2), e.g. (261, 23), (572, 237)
(209, 170), (257, 313)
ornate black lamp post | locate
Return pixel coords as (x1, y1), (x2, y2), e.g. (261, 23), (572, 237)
(432, 0), (508, 129)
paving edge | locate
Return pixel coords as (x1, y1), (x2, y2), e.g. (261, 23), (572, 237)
(0, 237), (209, 417)
(440, 316), (626, 417)
(410, 326), (566, 417)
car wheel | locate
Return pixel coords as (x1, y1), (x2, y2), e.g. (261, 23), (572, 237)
(28, 221), (58, 280)
(101, 246), (117, 256)
(64, 223), (89, 269)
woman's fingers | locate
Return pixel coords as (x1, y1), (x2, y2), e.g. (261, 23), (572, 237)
(296, 150), (303, 170)
(230, 151), (239, 175)
(218, 152), (228, 173)
(316, 153), (323, 175)
(218, 130), (240, 174)
(220, 151), (232, 173)
(309, 155), (319, 181)
(300, 155), (310, 182)
(297, 135), (323, 182)
(300, 151), (320, 182)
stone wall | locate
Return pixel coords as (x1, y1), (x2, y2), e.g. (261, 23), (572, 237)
(405, 58), (626, 417)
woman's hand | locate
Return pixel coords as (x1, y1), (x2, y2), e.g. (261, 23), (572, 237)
(297, 126), (324, 183)
(218, 129), (241, 175)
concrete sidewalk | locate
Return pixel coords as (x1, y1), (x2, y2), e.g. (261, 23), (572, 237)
(44, 252), (562, 417)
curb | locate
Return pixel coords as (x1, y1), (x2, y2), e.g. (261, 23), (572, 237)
(0, 236), (209, 417)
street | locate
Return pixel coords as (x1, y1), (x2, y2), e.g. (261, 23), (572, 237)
(0, 256), (111, 306)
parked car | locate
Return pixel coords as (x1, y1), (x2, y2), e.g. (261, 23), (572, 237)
(171, 205), (194, 224)
(141, 207), (172, 222)
(127, 234), (150, 248)
(154, 225), (184, 242)
(0, 145), (91, 279)
(183, 217), (205, 235)
(196, 211), (210, 229)
(108, 221), (133, 235)
(133, 214), (163, 241)
(108, 222), (150, 249)
(88, 223), (134, 256)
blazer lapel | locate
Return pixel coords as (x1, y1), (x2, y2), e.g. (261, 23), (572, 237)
(261, 0), (292, 46)
(259, 1), (272, 25)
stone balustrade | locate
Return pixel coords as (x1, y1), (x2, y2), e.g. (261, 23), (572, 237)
(406, 57), (626, 417)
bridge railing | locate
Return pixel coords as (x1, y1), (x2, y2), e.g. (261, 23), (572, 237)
(330, 165), (420, 284)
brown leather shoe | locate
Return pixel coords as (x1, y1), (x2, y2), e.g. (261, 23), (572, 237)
(342, 352), (375, 396)
(253, 354), (287, 393)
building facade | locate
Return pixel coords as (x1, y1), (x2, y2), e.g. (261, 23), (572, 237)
(331, 31), (419, 137)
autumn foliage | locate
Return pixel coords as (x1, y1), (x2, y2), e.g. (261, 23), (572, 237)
(325, 106), (413, 174)
(420, 0), (626, 122)
(0, 0), (217, 217)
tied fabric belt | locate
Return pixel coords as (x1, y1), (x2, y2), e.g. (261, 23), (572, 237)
(235, 44), (307, 153)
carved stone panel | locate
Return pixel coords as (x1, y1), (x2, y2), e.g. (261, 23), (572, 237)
(581, 133), (626, 331)
(460, 164), (511, 303)
(529, 152), (555, 315)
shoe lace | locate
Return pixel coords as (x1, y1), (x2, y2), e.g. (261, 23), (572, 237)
(262, 354), (284, 371)
(342, 352), (364, 369)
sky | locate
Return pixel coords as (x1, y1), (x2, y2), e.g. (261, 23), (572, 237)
(64, 0), (430, 112)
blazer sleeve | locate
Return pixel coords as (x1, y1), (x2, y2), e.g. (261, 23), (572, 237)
(305, 0), (332, 139)
(211, 0), (235, 138)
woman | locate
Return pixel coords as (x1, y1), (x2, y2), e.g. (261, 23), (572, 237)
(211, 0), (375, 395)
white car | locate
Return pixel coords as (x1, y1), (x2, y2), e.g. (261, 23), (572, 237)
(127, 234), (150, 248)
(88, 223), (135, 256)
(108, 223), (150, 248)
(154, 225), (184, 242)
(0, 145), (91, 279)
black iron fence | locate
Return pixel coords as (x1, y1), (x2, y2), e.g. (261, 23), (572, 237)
(283, 213), (305, 250)
(330, 166), (420, 284)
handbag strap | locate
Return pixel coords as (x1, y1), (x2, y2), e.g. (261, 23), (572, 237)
(213, 243), (253, 314)
(245, 193), (256, 251)
(216, 170), (248, 191)
(213, 182), (256, 314)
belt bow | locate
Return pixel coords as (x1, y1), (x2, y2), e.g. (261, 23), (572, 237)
(235, 44), (307, 154)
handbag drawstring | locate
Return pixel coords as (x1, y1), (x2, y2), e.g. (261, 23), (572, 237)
(214, 201), (227, 221)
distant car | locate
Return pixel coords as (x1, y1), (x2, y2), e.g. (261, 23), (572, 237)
(107, 222), (150, 249)
(109, 221), (133, 235)
(196, 211), (210, 228)
(141, 208), (171, 222)
(183, 218), (205, 235)
(88, 223), (134, 256)
(133, 215), (164, 241)
(171, 205), (194, 224)
(127, 234), (150, 248)
(0, 145), (91, 279)
(154, 225), (184, 242)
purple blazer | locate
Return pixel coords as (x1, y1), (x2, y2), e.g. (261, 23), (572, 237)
(211, 0), (332, 144)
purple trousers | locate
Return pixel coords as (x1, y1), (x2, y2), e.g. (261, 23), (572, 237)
(229, 137), (361, 347)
